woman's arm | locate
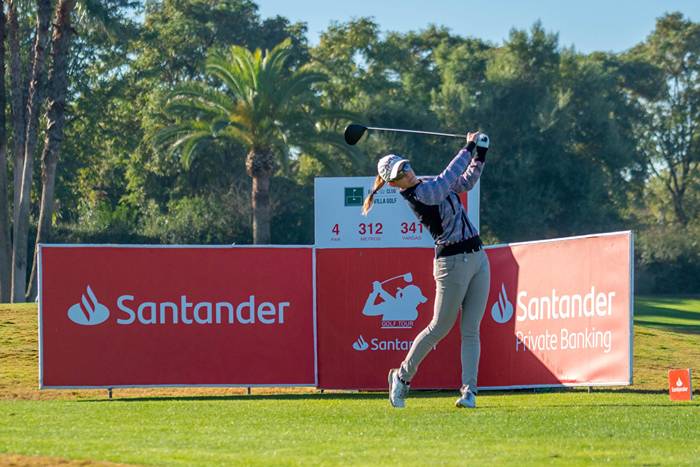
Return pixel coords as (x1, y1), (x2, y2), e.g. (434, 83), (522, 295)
(451, 157), (484, 193)
(413, 142), (476, 205)
(413, 131), (479, 205)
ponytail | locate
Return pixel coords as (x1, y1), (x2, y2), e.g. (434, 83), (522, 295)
(362, 175), (385, 216)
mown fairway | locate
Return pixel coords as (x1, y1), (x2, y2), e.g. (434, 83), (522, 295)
(1, 298), (699, 466)
(1, 392), (699, 466)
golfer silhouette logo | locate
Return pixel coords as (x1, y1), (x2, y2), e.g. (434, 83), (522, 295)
(362, 273), (427, 329)
(67, 285), (110, 325)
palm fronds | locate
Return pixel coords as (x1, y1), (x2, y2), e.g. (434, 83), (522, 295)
(154, 38), (358, 174)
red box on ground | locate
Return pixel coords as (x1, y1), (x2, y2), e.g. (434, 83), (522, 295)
(669, 369), (693, 401)
(39, 245), (316, 388)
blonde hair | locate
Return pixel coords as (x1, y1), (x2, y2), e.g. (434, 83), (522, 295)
(362, 175), (385, 216)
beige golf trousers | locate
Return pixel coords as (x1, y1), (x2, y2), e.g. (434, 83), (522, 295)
(398, 248), (490, 392)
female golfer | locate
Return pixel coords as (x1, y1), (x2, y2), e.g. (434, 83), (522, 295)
(362, 131), (490, 409)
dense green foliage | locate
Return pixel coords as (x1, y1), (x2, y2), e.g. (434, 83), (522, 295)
(153, 39), (352, 242)
(2, 2), (698, 292)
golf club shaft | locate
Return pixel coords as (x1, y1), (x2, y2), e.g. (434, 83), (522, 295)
(380, 274), (408, 285)
(367, 126), (465, 140)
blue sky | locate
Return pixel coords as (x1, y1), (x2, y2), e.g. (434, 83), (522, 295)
(256, 0), (699, 53)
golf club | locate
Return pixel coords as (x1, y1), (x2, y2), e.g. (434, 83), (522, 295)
(344, 123), (466, 145)
(381, 273), (413, 285)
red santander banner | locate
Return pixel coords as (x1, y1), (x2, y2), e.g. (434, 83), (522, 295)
(480, 232), (632, 388)
(316, 247), (459, 389)
(39, 246), (315, 388)
(316, 232), (633, 390)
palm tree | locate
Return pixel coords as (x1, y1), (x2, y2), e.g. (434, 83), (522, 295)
(5, 0), (139, 301)
(9, 0), (52, 302)
(25, 0), (78, 301)
(0, 3), (10, 302)
(154, 39), (354, 244)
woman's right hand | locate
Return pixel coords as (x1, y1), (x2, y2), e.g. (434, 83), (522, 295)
(466, 131), (479, 144)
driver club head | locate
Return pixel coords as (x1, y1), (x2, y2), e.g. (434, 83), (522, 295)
(344, 124), (367, 145)
(403, 273), (413, 283)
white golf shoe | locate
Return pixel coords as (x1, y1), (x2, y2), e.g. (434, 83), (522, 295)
(455, 386), (476, 409)
(388, 368), (409, 408)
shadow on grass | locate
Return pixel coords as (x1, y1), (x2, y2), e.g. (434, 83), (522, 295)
(635, 321), (700, 334)
(635, 305), (700, 321)
(77, 387), (689, 403)
(78, 391), (448, 403)
(77, 392), (700, 410)
(637, 295), (700, 304)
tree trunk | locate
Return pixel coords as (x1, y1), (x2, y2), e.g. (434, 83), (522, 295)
(27, 0), (77, 301)
(7, 0), (25, 231)
(27, 157), (56, 300)
(11, 0), (52, 302)
(0, 6), (11, 302)
(245, 148), (275, 244)
(251, 175), (271, 244)
(670, 189), (688, 226)
(0, 149), (8, 303)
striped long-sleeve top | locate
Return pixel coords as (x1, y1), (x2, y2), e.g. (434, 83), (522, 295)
(399, 146), (483, 246)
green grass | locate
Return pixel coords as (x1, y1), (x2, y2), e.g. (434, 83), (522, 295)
(1, 297), (699, 465)
(1, 392), (699, 465)
(635, 295), (700, 332)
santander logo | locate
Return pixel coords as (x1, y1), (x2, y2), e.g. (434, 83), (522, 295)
(65, 286), (291, 327)
(491, 283), (514, 324)
(67, 285), (110, 325)
(352, 335), (369, 351)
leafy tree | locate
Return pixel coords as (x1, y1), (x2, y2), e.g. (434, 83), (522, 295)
(0, 0), (140, 302)
(75, 0), (312, 247)
(435, 24), (638, 241)
(310, 20), (473, 177)
(625, 13), (700, 226)
(315, 20), (639, 242)
(136, 0), (308, 84)
(155, 39), (349, 243)
(0, 2), (694, 296)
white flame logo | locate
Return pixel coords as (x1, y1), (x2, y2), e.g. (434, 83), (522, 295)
(676, 377), (684, 387)
(352, 335), (369, 351)
(491, 284), (514, 324)
(67, 285), (110, 325)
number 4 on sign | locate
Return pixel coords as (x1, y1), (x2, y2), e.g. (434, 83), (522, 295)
(332, 224), (340, 236)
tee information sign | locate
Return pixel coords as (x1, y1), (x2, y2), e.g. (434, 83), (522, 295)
(314, 177), (480, 248)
